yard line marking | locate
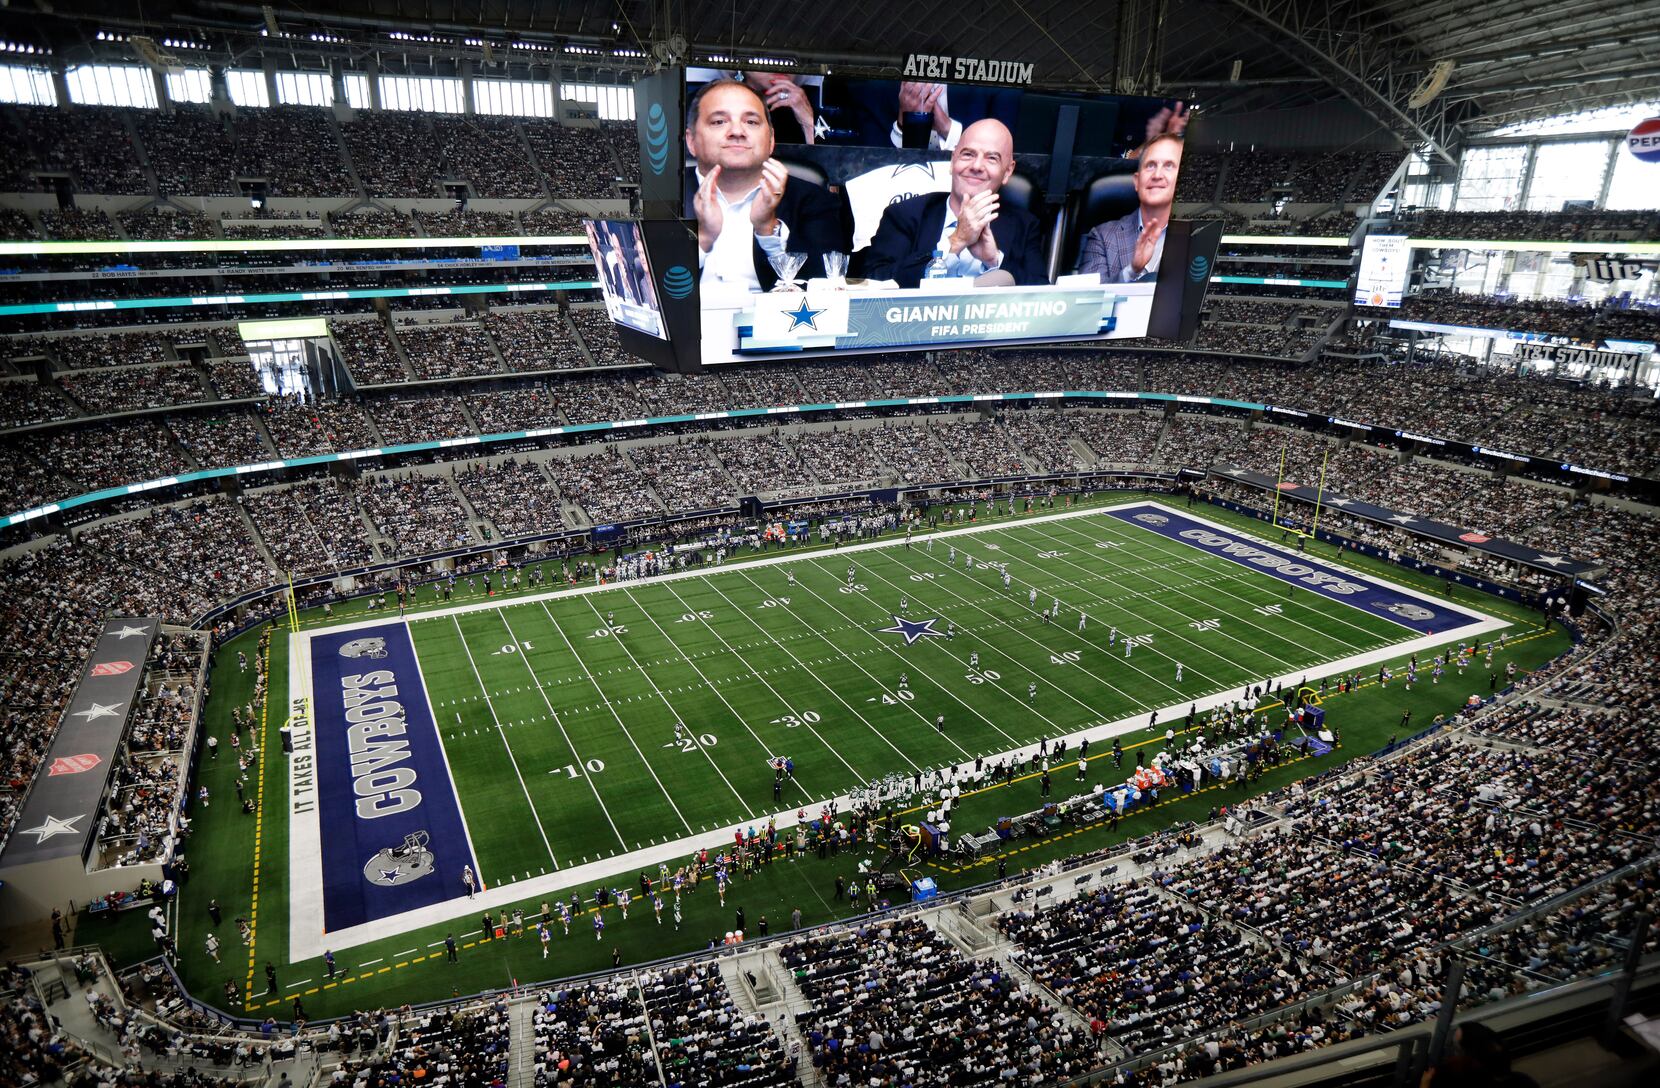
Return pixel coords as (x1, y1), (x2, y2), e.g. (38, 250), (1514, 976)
(819, 552), (1109, 734)
(678, 577), (918, 774)
(623, 585), (821, 798)
(537, 599), (694, 836)
(921, 536), (1191, 701)
(658, 580), (872, 781)
(1052, 515), (1384, 649)
(729, 566), (979, 761)
(1049, 518), (1374, 654)
(576, 593), (754, 818)
(1009, 518), (1345, 678)
(793, 556), (1044, 749)
(491, 609), (625, 853)
(991, 522), (1268, 685)
(451, 614), (561, 869)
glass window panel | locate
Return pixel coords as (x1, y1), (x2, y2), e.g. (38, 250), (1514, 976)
(275, 71), (332, 107)
(1453, 145), (1529, 212)
(378, 75), (463, 113)
(165, 68), (212, 104)
(0, 65), (57, 106)
(1604, 143), (1660, 211)
(1524, 140), (1611, 211)
(1492, 100), (1660, 138)
(475, 78), (552, 117)
(342, 72), (370, 109)
(226, 69), (270, 107)
(66, 64), (158, 108)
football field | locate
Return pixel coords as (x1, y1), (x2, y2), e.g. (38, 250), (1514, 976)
(285, 499), (1504, 957)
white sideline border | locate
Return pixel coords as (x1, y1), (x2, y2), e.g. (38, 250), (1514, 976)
(286, 499), (1509, 960)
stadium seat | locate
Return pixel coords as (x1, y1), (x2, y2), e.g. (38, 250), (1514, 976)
(1055, 167), (1142, 276)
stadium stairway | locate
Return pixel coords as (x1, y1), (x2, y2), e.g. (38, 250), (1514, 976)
(231, 501), (280, 572)
(995, 416), (1040, 475)
(23, 950), (323, 1085)
(748, 946), (831, 1088)
(507, 999), (539, 1088)
(1066, 429), (1101, 469)
(929, 908), (1108, 1057)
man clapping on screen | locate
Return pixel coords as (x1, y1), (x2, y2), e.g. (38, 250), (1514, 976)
(683, 79), (842, 292)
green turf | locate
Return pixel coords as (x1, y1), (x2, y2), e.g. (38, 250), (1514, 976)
(108, 492), (1568, 1020)
(414, 503), (1423, 888)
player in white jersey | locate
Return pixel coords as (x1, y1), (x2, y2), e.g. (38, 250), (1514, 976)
(1109, 626), (1118, 647)
(1028, 587), (1038, 607)
(1175, 662), (1184, 683)
(1003, 570), (1012, 589)
(1028, 682), (1037, 703)
(1077, 611), (1087, 632)
(1124, 639), (1134, 659)
(969, 651), (980, 669)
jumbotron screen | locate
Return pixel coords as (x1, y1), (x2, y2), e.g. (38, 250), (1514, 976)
(669, 70), (1217, 364)
(583, 218), (669, 340)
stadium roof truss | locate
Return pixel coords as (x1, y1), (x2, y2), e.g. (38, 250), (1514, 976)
(4, 0), (1657, 151)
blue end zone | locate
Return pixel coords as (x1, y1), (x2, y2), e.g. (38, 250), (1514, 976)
(310, 623), (477, 932)
(1105, 505), (1485, 635)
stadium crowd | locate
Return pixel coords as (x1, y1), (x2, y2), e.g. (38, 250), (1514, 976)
(782, 916), (1101, 1086)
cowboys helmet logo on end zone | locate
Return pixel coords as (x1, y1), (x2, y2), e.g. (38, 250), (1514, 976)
(339, 637), (389, 659)
(364, 831), (436, 887)
(1386, 602), (1435, 621)
(1133, 513), (1169, 526)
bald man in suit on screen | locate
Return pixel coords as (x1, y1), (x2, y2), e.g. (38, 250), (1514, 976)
(864, 118), (1046, 288)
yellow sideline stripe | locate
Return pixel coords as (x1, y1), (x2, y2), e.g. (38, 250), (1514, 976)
(244, 634), (272, 1002)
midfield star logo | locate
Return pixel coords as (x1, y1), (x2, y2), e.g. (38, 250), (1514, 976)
(877, 615), (949, 645)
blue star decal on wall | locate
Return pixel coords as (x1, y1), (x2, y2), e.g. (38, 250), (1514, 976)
(784, 298), (826, 331)
(878, 615), (949, 645)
